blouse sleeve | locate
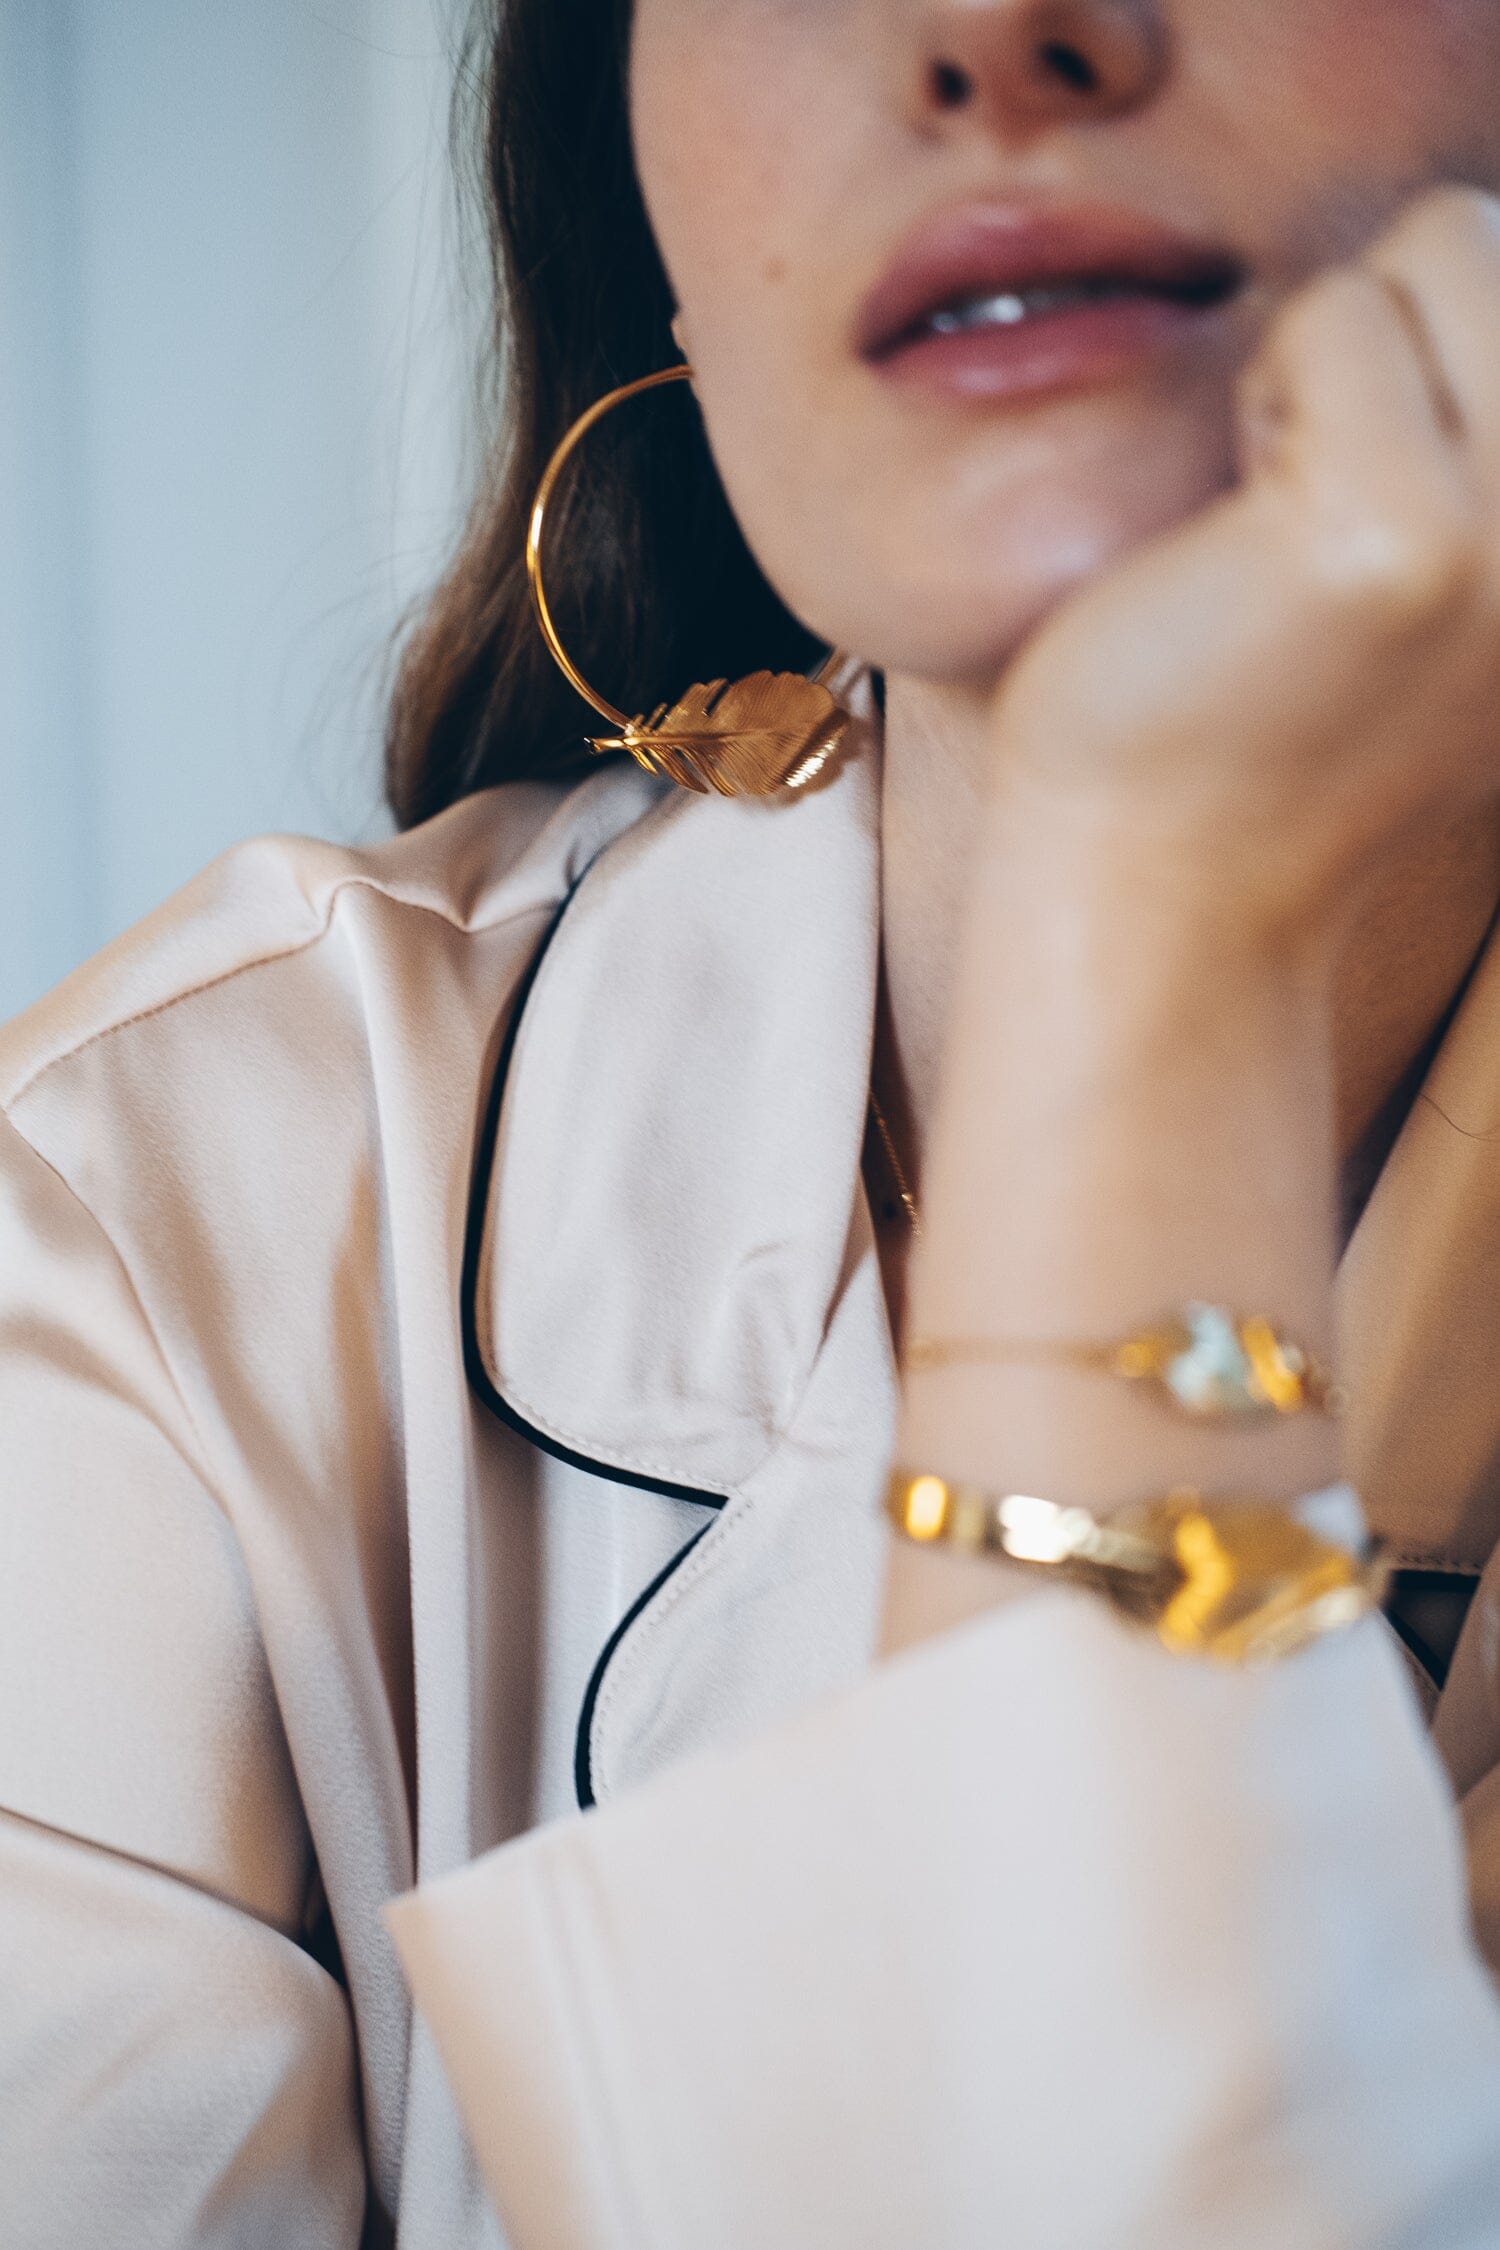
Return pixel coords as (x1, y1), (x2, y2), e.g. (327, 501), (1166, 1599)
(391, 1576), (1500, 2250)
(0, 1115), (365, 2250)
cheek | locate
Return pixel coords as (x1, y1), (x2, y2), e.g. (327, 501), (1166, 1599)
(628, 0), (1500, 690)
(1225, 2), (1500, 195)
(630, 3), (888, 630)
(630, 6), (828, 340)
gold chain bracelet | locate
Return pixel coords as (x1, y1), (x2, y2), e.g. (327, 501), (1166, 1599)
(904, 1302), (1344, 1423)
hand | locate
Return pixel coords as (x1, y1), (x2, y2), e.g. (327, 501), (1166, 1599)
(989, 187), (1500, 953)
(885, 188), (1500, 1649)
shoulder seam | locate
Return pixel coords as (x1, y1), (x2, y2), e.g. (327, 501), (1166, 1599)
(4, 878), (561, 1113)
(0, 1111), (224, 1502)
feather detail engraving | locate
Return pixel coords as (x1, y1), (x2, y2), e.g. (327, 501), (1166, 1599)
(590, 671), (851, 797)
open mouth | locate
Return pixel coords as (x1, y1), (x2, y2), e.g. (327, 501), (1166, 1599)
(883, 260), (1245, 355)
(853, 204), (1251, 394)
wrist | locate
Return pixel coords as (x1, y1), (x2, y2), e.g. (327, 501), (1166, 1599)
(956, 816), (1336, 1131)
(911, 795), (1342, 1505)
(978, 752), (1346, 980)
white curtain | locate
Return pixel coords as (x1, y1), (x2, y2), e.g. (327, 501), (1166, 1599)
(0, 0), (480, 1020)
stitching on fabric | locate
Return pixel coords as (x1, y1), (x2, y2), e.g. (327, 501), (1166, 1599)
(472, 1049), (773, 1484)
(471, 783), (783, 1489)
(1384, 1546), (1484, 1576)
(584, 1513), (1489, 1793)
(5, 879), (563, 1112)
(591, 1489), (757, 1799)
(5, 886), (566, 1533)
(481, 1364), (775, 1492)
(0, 1114), (223, 1496)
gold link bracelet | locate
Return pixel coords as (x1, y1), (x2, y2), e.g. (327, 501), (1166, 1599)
(886, 1472), (1387, 1665)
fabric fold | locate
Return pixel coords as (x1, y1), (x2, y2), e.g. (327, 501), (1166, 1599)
(392, 1594), (1500, 2250)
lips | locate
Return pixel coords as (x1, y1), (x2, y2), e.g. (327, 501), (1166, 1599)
(855, 201), (1247, 367)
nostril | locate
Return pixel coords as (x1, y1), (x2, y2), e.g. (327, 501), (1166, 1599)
(1036, 39), (1101, 94)
(929, 58), (976, 110)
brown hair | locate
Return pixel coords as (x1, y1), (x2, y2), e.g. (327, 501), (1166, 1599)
(384, 0), (819, 829)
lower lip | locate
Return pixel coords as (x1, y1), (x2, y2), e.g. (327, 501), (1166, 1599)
(870, 291), (1232, 402)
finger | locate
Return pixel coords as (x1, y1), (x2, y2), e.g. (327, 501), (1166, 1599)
(1240, 264), (1474, 551)
(1365, 187), (1500, 496)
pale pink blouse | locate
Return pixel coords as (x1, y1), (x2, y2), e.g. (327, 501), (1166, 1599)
(3, 700), (1500, 2245)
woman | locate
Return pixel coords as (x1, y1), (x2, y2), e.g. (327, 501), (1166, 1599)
(5, 0), (1500, 2241)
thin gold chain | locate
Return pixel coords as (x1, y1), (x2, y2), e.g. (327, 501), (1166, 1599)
(868, 1091), (922, 1238)
(868, 1098), (1342, 1425)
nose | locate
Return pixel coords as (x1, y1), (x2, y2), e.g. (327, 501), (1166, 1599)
(917, 0), (1169, 135)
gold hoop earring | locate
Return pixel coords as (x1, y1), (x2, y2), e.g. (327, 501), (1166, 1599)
(526, 365), (853, 798)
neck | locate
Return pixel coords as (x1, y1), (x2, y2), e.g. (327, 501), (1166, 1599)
(878, 667), (1500, 1214)
(877, 670), (993, 1150)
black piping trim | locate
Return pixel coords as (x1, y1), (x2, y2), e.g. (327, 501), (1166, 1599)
(458, 872), (729, 1812)
(573, 1524), (715, 1810)
(459, 884), (730, 1505)
(1382, 1566), (1480, 1694)
(1383, 1606), (1444, 1698)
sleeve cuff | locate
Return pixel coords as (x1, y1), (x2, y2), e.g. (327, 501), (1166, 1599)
(391, 1583), (1500, 2249)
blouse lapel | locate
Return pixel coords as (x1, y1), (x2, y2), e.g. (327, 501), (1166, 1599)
(472, 676), (885, 1502)
(467, 683), (894, 1801)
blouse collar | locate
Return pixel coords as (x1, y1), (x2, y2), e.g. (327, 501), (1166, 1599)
(471, 672), (886, 1503)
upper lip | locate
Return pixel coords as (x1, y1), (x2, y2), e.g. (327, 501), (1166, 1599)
(854, 200), (1248, 360)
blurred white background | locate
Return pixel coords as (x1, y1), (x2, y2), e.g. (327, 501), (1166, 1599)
(0, 0), (480, 1019)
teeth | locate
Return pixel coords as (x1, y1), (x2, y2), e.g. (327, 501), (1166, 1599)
(927, 279), (1135, 335)
(930, 290), (1030, 333)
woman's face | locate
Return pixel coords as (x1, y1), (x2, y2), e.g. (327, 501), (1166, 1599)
(630, 0), (1500, 688)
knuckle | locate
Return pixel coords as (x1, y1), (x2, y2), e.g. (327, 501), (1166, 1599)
(1311, 505), (1481, 626)
(1270, 267), (1374, 358)
(1255, 269), (1393, 401)
(1381, 183), (1500, 263)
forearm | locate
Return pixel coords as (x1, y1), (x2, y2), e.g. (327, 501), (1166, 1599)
(885, 789), (1343, 1653)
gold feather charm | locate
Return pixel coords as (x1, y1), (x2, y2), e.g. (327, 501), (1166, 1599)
(590, 670), (851, 797)
(526, 366), (857, 801)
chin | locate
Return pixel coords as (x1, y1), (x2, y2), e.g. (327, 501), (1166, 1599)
(783, 394), (1242, 688)
(874, 515), (1173, 686)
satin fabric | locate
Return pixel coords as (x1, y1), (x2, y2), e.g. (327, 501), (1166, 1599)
(2, 682), (1500, 2244)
